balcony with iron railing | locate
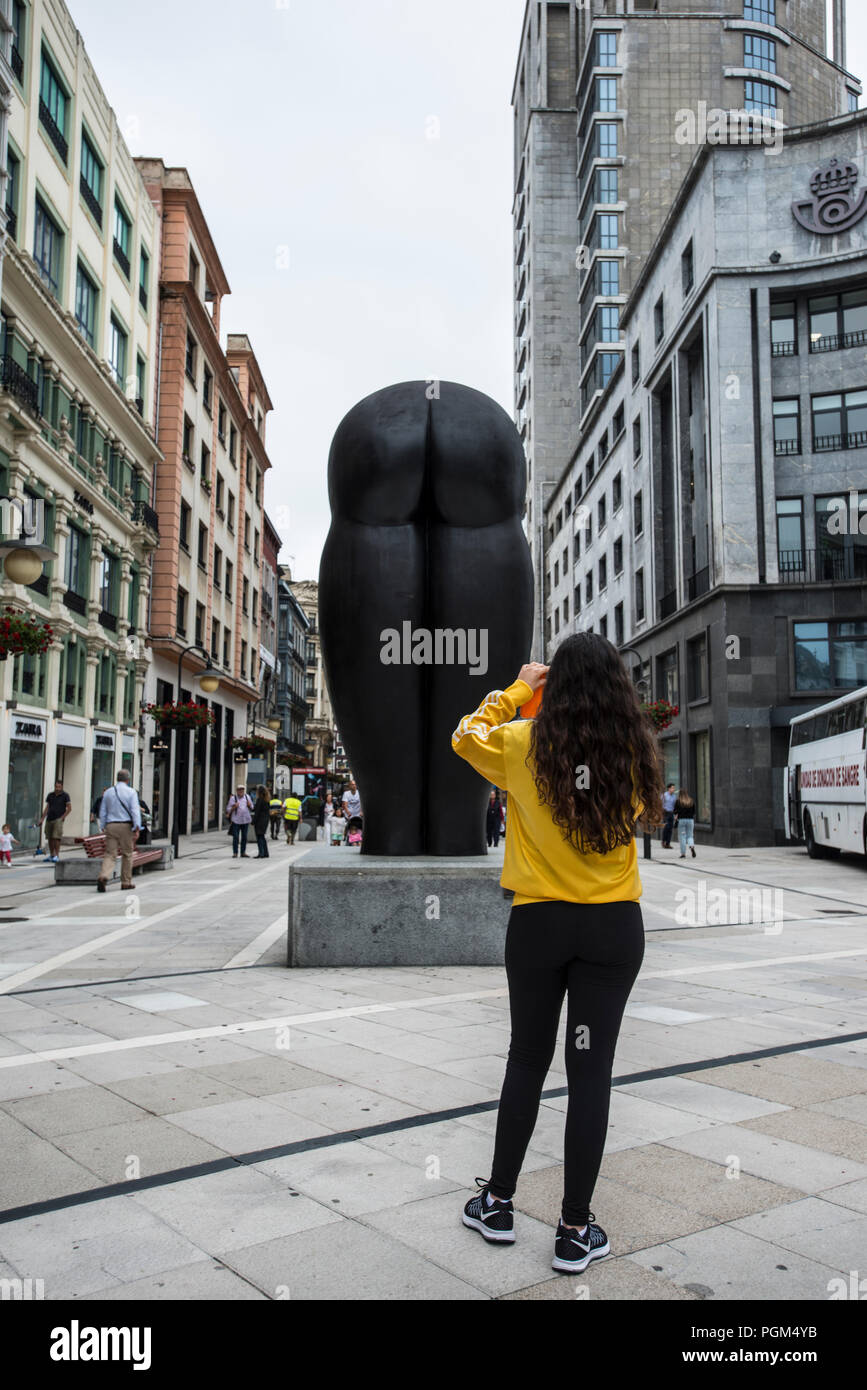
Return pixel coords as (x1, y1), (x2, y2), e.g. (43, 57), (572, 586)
(113, 238), (130, 279)
(777, 548), (867, 584)
(771, 340), (797, 357)
(809, 328), (867, 354)
(39, 99), (68, 162)
(132, 501), (160, 534)
(10, 45), (23, 82)
(687, 567), (710, 602)
(79, 176), (103, 227)
(0, 355), (39, 414)
(813, 430), (867, 453)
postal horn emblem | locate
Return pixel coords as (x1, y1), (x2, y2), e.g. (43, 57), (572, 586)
(792, 158), (867, 234)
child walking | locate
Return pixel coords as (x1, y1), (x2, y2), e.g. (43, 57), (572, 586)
(0, 824), (20, 866)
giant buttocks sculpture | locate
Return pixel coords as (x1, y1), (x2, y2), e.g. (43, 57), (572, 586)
(318, 381), (535, 857)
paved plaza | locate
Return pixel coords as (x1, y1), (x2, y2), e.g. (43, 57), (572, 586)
(0, 835), (865, 1301)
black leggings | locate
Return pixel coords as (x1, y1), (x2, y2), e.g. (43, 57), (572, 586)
(489, 900), (644, 1226)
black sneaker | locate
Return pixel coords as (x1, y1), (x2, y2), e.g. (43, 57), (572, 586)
(462, 1178), (515, 1244)
(552, 1213), (609, 1273)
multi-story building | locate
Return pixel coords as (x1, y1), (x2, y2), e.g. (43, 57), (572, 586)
(514, 0), (861, 653)
(0, 0), (161, 844)
(135, 159), (272, 838)
(275, 564), (309, 777)
(544, 108), (867, 845)
(288, 577), (334, 770)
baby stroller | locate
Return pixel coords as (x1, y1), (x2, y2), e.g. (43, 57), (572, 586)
(346, 815), (363, 847)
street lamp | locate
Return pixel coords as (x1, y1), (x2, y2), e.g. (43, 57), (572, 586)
(0, 539), (58, 586)
(170, 642), (221, 860)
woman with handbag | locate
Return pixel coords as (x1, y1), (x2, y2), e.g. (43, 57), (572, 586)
(451, 631), (662, 1275)
(226, 784), (253, 859)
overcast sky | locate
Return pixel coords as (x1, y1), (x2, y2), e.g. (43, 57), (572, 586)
(68, 0), (866, 581)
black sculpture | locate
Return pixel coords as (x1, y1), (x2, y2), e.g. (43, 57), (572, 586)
(319, 381), (535, 856)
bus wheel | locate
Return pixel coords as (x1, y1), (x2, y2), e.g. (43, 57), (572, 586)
(804, 814), (825, 860)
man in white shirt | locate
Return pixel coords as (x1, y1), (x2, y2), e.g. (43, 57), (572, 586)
(97, 770), (142, 892)
(341, 779), (361, 822)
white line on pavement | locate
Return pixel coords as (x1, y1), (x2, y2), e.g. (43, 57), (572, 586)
(0, 987), (510, 1069)
(0, 860), (291, 996)
(223, 913), (288, 969)
(642, 946), (867, 979)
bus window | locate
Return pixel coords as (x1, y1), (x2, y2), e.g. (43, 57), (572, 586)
(812, 713), (829, 740)
(827, 709), (846, 737)
(844, 697), (866, 732)
(792, 717), (813, 747)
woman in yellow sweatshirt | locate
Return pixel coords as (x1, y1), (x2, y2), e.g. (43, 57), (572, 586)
(452, 630), (663, 1273)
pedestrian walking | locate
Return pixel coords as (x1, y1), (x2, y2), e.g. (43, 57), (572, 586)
(37, 781), (71, 863)
(674, 788), (697, 859)
(0, 824), (20, 865)
(252, 786), (271, 858)
(323, 792), (335, 841)
(282, 792), (302, 844)
(269, 791), (284, 840)
(227, 784), (254, 858)
(486, 791), (503, 848)
(452, 632), (663, 1274)
(341, 779), (361, 825)
(661, 783), (677, 849)
(96, 771), (142, 892)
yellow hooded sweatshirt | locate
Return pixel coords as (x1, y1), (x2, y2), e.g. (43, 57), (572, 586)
(451, 678), (642, 907)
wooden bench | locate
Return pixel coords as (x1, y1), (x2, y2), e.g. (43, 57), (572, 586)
(82, 834), (164, 873)
(54, 835), (173, 885)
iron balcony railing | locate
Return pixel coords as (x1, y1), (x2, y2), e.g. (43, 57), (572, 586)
(0, 355), (39, 413)
(813, 430), (867, 453)
(687, 567), (710, 602)
(659, 589), (678, 620)
(771, 340), (797, 357)
(777, 548), (867, 583)
(132, 501), (160, 534)
(11, 45), (23, 82)
(774, 437), (801, 456)
(39, 98), (68, 162)
(113, 237), (130, 278)
(79, 176), (103, 226)
(809, 328), (867, 354)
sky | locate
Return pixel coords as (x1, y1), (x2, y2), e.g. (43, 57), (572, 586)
(67, 0), (867, 582)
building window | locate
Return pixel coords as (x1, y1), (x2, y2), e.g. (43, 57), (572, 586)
(59, 634), (86, 710)
(96, 652), (116, 719)
(654, 295), (664, 345)
(113, 198), (131, 277)
(596, 32), (617, 66)
(109, 315), (127, 388)
(242, 577), (249, 614)
(598, 496), (607, 531)
(815, 492), (867, 577)
(612, 472), (623, 511)
(215, 474), (225, 513)
(5, 150), (20, 242)
(771, 299), (797, 356)
(244, 516), (251, 550)
(773, 398), (801, 455)
(691, 729), (712, 823)
(744, 33), (776, 73)
(64, 525), (86, 595)
(99, 550), (118, 614)
(229, 425), (237, 462)
(74, 262), (98, 347)
(812, 389), (867, 451)
(599, 302), (619, 339)
(223, 627), (231, 666)
(227, 493), (235, 531)
(744, 1), (775, 25)
(241, 640), (247, 679)
(659, 648), (679, 706)
(809, 289), (867, 353)
(182, 416), (193, 463)
(80, 133), (103, 223)
(585, 572), (593, 604)
(201, 443), (211, 484)
(612, 407), (625, 442)
(195, 602), (205, 647)
(33, 197), (63, 297)
(218, 401), (227, 443)
(554, 561), (559, 587)
(614, 603), (624, 646)
(682, 240), (694, 295)
(776, 497), (803, 573)
(794, 621), (867, 691)
(599, 555), (607, 591)
(11, 2), (25, 83)
(635, 568), (645, 623)
(214, 546), (222, 588)
(136, 355), (146, 412)
(595, 77), (617, 113)
(39, 50), (68, 161)
(687, 632), (709, 701)
(139, 247), (149, 311)
(203, 365), (213, 413)
(189, 247), (199, 291)
(176, 588), (187, 638)
(595, 167), (619, 204)
(179, 500), (191, 551)
(613, 537), (623, 575)
(598, 260), (619, 297)
(596, 123), (618, 159)
(197, 523), (208, 569)
(744, 80), (777, 118)
(211, 618), (219, 660)
(633, 490), (643, 537)
(225, 559), (233, 600)
(185, 332), (197, 383)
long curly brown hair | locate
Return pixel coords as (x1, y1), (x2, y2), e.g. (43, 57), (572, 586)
(527, 632), (663, 854)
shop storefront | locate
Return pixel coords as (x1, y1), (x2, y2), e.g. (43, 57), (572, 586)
(6, 714), (47, 849)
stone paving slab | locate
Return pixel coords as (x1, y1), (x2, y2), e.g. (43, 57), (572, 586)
(502, 1257), (702, 1301)
(627, 1223), (852, 1300)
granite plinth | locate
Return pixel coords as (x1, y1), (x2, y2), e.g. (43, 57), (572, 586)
(54, 845), (174, 884)
(287, 845), (512, 966)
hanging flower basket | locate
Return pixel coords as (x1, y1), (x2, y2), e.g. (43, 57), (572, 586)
(0, 608), (54, 660)
(144, 700), (215, 730)
(231, 735), (276, 757)
(642, 699), (680, 733)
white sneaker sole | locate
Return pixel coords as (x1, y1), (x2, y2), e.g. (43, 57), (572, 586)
(552, 1240), (610, 1273)
(462, 1212), (515, 1243)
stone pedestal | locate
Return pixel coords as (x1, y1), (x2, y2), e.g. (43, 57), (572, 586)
(287, 845), (512, 966)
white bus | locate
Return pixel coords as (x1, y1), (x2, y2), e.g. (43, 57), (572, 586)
(785, 685), (867, 859)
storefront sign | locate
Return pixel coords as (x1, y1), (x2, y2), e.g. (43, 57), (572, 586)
(12, 717), (46, 743)
(94, 732), (116, 751)
(57, 722), (86, 748)
(73, 490), (95, 516)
